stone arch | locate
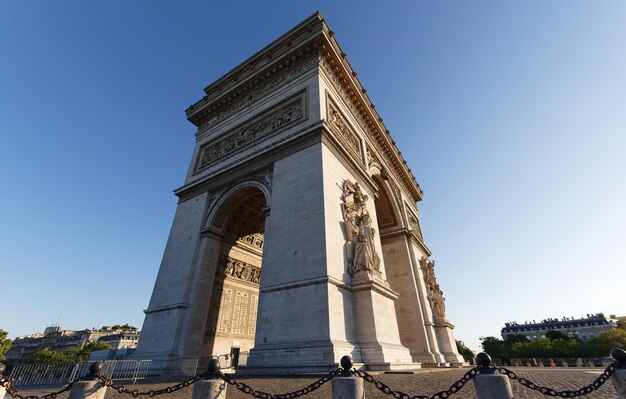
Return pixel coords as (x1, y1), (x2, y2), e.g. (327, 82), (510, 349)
(205, 180), (271, 232)
(371, 174), (402, 231)
(200, 184), (268, 365)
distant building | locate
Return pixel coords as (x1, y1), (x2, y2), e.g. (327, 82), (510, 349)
(6, 325), (140, 362)
(501, 313), (616, 341)
(88, 348), (136, 361)
(97, 333), (140, 350)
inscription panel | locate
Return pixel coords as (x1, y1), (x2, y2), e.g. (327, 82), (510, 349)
(217, 288), (233, 333)
(248, 295), (258, 336)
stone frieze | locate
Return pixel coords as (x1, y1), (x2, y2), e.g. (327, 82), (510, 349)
(221, 255), (261, 285)
(327, 97), (363, 163)
(407, 208), (424, 242)
(195, 92), (306, 173)
(320, 53), (421, 202)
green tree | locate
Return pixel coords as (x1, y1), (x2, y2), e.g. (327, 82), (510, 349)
(110, 324), (136, 331)
(506, 334), (530, 344)
(79, 341), (112, 360)
(616, 319), (626, 331)
(551, 338), (583, 358)
(26, 348), (69, 364)
(65, 342), (113, 361)
(455, 340), (475, 363)
(587, 329), (626, 357)
(0, 329), (12, 361)
(481, 336), (510, 361)
(26, 342), (112, 364)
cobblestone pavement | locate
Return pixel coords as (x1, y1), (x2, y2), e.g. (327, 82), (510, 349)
(16, 368), (619, 399)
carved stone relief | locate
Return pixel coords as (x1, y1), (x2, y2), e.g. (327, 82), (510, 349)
(327, 97), (363, 162)
(221, 255), (262, 285)
(420, 257), (446, 319)
(407, 208), (424, 242)
(365, 146), (376, 169)
(341, 180), (381, 276)
(255, 167), (273, 192)
(195, 92), (306, 173)
(320, 54), (421, 201)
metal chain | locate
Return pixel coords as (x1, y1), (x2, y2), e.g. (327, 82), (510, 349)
(495, 362), (617, 397)
(219, 368), (342, 399)
(0, 375), (92, 399)
(3, 361), (618, 399)
(96, 371), (212, 397)
(353, 367), (479, 399)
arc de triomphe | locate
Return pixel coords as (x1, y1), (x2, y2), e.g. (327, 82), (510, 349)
(133, 12), (466, 372)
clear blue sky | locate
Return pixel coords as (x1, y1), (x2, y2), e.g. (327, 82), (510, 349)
(1, 1), (625, 352)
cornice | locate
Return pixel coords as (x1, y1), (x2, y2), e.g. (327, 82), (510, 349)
(143, 303), (189, 315)
(318, 38), (423, 203)
(185, 12), (424, 203)
(185, 12), (325, 127)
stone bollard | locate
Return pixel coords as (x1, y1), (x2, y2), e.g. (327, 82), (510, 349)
(68, 362), (107, 399)
(0, 363), (6, 399)
(473, 353), (513, 399)
(611, 348), (626, 399)
(332, 356), (364, 399)
(192, 359), (226, 399)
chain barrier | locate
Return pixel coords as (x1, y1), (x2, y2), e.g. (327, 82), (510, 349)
(0, 375), (90, 399)
(353, 367), (479, 399)
(219, 368), (342, 399)
(96, 371), (213, 397)
(494, 362), (617, 397)
(1, 354), (623, 399)
(0, 371), (214, 399)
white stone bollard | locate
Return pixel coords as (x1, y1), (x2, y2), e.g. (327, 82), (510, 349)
(0, 363), (6, 399)
(68, 381), (107, 399)
(332, 377), (364, 399)
(473, 353), (513, 399)
(192, 359), (226, 399)
(610, 349), (626, 399)
(68, 362), (107, 399)
(0, 363), (7, 399)
(192, 380), (226, 399)
(332, 356), (364, 399)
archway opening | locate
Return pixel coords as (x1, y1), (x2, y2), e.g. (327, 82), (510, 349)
(372, 176), (398, 232)
(202, 188), (267, 364)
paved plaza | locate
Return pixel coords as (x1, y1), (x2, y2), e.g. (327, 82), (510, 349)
(17, 368), (619, 399)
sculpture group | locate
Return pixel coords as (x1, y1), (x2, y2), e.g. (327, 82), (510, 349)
(342, 180), (381, 276)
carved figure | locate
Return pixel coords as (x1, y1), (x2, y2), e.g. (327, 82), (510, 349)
(197, 95), (304, 170)
(342, 180), (381, 276)
(222, 255), (262, 285)
(420, 257), (446, 319)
